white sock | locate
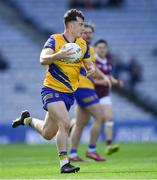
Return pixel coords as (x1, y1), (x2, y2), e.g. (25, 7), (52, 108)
(60, 158), (69, 167)
(24, 117), (32, 125)
(88, 145), (96, 153)
(88, 148), (96, 153)
(105, 121), (114, 128)
(70, 152), (77, 158)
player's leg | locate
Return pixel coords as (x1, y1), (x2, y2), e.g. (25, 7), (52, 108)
(73, 88), (106, 161)
(12, 85), (80, 173)
(103, 104), (114, 145)
(100, 96), (119, 155)
(69, 105), (90, 161)
(47, 101), (80, 173)
(85, 103), (106, 161)
(104, 104), (119, 155)
(36, 112), (58, 140)
(87, 104), (102, 146)
(12, 102), (80, 173)
(12, 111), (58, 140)
(47, 102), (69, 152)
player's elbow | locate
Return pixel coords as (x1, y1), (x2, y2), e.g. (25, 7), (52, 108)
(40, 57), (46, 65)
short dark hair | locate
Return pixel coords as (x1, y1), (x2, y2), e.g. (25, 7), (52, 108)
(94, 39), (108, 47)
(84, 22), (95, 32)
(64, 9), (84, 25)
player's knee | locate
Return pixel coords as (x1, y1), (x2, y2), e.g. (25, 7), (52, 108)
(95, 114), (104, 123)
(59, 119), (70, 132)
(42, 129), (55, 140)
(64, 121), (70, 131)
(105, 115), (113, 122)
(42, 133), (53, 140)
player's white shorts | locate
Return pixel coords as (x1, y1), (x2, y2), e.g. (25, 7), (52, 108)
(99, 95), (112, 105)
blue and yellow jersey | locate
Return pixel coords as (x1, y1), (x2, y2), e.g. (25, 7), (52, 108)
(42, 34), (91, 93)
(78, 45), (95, 89)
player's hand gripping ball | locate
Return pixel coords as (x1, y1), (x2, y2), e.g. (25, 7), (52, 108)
(62, 43), (82, 63)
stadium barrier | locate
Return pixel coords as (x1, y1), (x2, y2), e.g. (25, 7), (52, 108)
(0, 119), (157, 144)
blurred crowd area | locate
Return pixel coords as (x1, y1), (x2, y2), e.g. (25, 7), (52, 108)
(0, 47), (142, 92)
(0, 0), (157, 122)
(0, 50), (9, 72)
(69, 0), (124, 8)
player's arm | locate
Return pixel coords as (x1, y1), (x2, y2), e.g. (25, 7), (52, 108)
(40, 48), (74, 65)
(40, 48), (57, 65)
(84, 59), (95, 76)
(109, 75), (124, 88)
(40, 36), (74, 65)
(94, 67), (112, 88)
(82, 44), (95, 76)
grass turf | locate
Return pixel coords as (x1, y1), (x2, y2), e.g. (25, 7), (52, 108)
(0, 143), (157, 179)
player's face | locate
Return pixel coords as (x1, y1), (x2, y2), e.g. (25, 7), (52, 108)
(82, 27), (93, 44)
(72, 17), (84, 38)
(95, 43), (108, 58)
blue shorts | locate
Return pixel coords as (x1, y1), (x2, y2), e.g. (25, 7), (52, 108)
(41, 86), (74, 111)
(74, 88), (99, 108)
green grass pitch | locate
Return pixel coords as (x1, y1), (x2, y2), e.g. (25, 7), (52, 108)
(0, 143), (157, 179)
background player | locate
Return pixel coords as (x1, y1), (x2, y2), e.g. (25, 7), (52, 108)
(12, 9), (95, 173)
(94, 39), (124, 155)
(69, 23), (110, 161)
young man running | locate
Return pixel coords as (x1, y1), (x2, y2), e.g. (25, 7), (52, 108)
(12, 9), (95, 173)
(69, 23), (110, 161)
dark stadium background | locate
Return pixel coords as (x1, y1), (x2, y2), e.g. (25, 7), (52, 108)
(0, 0), (157, 144)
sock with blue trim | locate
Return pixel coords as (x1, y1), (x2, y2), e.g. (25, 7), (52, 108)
(59, 151), (69, 167)
(70, 149), (78, 158)
(88, 144), (96, 153)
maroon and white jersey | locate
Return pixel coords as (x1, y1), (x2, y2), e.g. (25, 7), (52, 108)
(95, 55), (113, 98)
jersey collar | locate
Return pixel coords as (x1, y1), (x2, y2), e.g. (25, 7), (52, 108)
(62, 33), (76, 43)
(95, 54), (107, 64)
